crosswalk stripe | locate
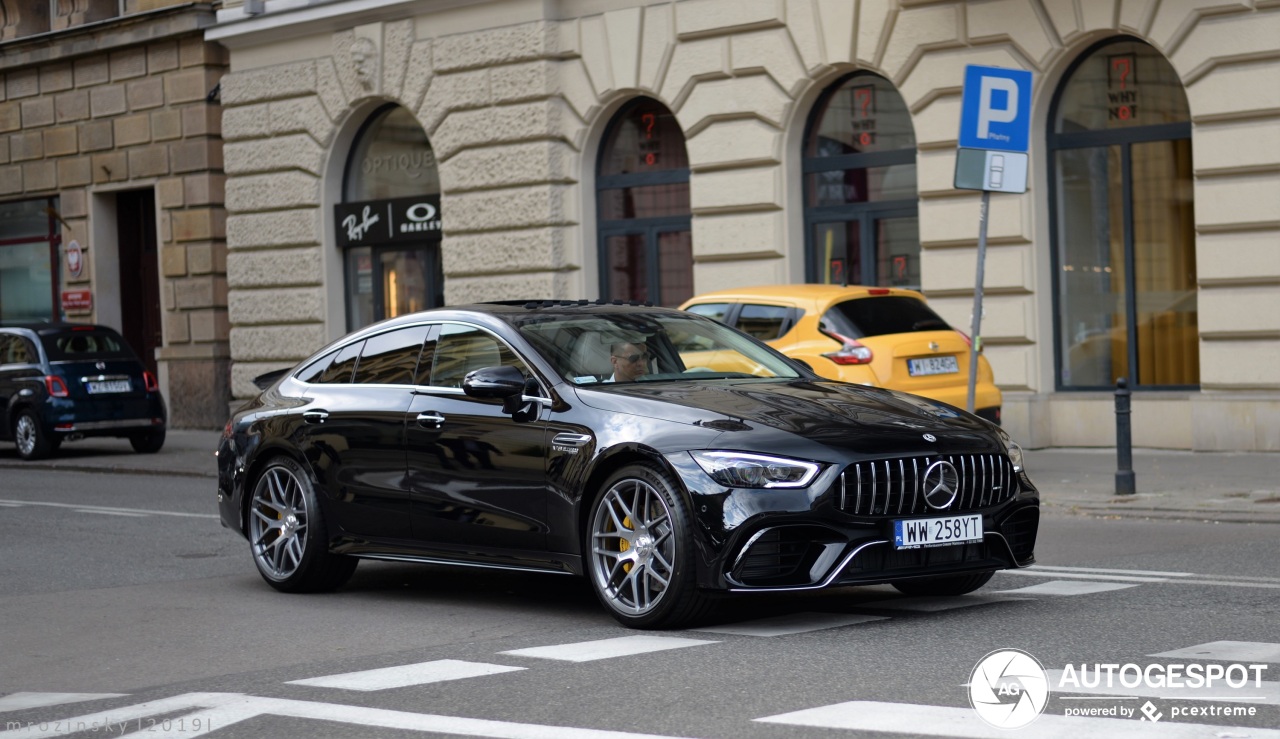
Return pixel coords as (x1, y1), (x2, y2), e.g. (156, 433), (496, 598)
(500, 635), (716, 662)
(1027, 565), (1193, 577)
(0, 693), (129, 712)
(994, 581), (1138, 596)
(860, 594), (1028, 612)
(692, 612), (887, 636)
(0, 693), (696, 739)
(0, 693), (240, 738)
(1047, 670), (1280, 703)
(286, 659), (525, 691)
(1151, 641), (1280, 663)
(753, 700), (1280, 738)
(998, 570), (1168, 583)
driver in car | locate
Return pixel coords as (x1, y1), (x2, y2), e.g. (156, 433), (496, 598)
(607, 341), (650, 383)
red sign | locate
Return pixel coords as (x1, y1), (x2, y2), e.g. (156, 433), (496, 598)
(61, 290), (92, 314)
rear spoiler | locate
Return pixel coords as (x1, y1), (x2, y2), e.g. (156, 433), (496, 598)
(252, 367), (290, 390)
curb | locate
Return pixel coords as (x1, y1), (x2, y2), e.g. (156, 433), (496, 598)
(1044, 501), (1280, 525)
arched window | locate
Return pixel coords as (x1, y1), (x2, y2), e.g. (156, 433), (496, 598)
(1049, 38), (1196, 390)
(335, 104), (443, 330)
(596, 98), (692, 307)
(802, 73), (919, 287)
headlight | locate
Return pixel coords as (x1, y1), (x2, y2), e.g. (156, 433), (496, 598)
(1007, 440), (1025, 472)
(690, 450), (822, 489)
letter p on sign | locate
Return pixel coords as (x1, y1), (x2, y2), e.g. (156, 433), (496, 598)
(977, 77), (1019, 139)
(959, 65), (1032, 153)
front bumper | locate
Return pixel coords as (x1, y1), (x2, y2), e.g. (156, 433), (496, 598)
(667, 451), (1039, 592)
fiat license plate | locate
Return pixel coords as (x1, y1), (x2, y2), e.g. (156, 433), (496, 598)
(908, 356), (959, 376)
(87, 380), (131, 394)
(894, 514), (982, 549)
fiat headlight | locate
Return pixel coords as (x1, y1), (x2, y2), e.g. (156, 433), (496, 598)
(690, 451), (822, 489)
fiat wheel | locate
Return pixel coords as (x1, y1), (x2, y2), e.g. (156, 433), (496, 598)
(248, 457), (357, 592)
(587, 463), (712, 629)
(14, 410), (55, 461)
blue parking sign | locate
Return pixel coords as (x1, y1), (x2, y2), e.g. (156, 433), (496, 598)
(958, 65), (1032, 153)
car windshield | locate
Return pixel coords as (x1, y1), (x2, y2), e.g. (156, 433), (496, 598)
(822, 296), (952, 338)
(42, 329), (133, 360)
(514, 310), (803, 385)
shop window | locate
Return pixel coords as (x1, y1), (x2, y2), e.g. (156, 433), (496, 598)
(596, 98), (692, 307)
(803, 73), (919, 288)
(0, 198), (59, 322)
(336, 105), (443, 331)
(1049, 38), (1196, 390)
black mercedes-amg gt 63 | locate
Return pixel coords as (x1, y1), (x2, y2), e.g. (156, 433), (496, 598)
(217, 301), (1038, 628)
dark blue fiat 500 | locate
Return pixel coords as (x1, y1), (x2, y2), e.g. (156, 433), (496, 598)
(0, 323), (167, 460)
(217, 302), (1038, 629)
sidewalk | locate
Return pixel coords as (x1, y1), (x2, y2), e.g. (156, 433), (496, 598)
(1, 431), (1277, 524)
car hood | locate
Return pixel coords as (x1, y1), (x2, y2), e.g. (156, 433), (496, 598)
(573, 379), (1001, 458)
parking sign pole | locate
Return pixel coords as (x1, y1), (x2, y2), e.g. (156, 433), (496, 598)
(966, 190), (990, 414)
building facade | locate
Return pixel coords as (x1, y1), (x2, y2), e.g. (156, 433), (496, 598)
(207, 0), (1279, 451)
(1, 0), (229, 428)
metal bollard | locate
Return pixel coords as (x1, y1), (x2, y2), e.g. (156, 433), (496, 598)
(1115, 377), (1135, 495)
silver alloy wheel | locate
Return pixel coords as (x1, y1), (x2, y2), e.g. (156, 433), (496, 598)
(249, 464), (310, 581)
(590, 477), (676, 616)
(14, 414), (37, 457)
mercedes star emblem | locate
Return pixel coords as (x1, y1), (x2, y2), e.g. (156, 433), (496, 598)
(922, 460), (960, 509)
(923, 433), (936, 442)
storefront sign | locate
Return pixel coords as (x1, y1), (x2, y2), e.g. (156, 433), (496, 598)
(335, 195), (442, 248)
(61, 289), (92, 314)
(66, 240), (84, 278)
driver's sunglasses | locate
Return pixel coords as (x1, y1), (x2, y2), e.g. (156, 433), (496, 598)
(614, 352), (650, 363)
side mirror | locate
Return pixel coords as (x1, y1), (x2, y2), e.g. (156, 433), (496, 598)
(462, 365), (527, 400)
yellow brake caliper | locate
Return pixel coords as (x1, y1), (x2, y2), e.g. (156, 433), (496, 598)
(619, 515), (632, 573)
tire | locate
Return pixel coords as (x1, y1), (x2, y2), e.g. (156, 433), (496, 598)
(13, 409), (55, 461)
(130, 429), (166, 454)
(890, 570), (995, 597)
(247, 456), (357, 593)
(586, 462), (713, 629)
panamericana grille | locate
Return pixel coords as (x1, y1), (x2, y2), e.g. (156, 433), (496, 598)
(840, 454), (1017, 516)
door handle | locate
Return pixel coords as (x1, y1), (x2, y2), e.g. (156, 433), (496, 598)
(416, 412), (446, 426)
(302, 410), (329, 424)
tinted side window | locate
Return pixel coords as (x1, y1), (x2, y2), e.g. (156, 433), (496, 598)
(429, 324), (527, 389)
(0, 335), (14, 364)
(823, 296), (950, 339)
(685, 302), (731, 323)
(295, 349), (339, 384)
(318, 341), (363, 384)
(734, 304), (792, 340)
(353, 326), (429, 385)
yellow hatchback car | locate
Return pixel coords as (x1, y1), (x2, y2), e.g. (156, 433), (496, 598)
(680, 284), (1003, 425)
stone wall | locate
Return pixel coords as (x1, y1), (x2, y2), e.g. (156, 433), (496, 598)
(1, 7), (230, 428)
(215, 0), (1280, 449)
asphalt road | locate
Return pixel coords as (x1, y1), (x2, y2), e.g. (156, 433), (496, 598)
(1, 467), (1278, 739)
